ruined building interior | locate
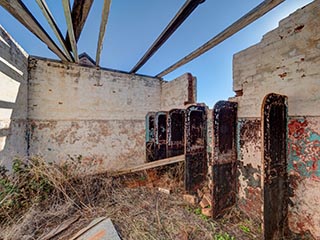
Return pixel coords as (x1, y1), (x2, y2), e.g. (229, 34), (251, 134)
(0, 0), (320, 239)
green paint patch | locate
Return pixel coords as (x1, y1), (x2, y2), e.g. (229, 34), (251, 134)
(288, 118), (320, 179)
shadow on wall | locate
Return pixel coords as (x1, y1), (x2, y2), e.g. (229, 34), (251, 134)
(0, 25), (29, 170)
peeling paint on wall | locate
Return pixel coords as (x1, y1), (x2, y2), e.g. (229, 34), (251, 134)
(288, 117), (320, 180)
(185, 104), (207, 193)
(288, 117), (320, 238)
(26, 57), (194, 171)
(237, 119), (262, 223)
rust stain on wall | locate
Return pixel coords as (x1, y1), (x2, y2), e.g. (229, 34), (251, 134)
(239, 119), (261, 152)
(212, 101), (237, 218)
(237, 119), (262, 222)
(263, 93), (289, 240)
(185, 105), (207, 193)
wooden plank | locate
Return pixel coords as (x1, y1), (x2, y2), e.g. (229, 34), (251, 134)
(62, 0), (79, 62)
(110, 154), (185, 176)
(95, 0), (112, 66)
(70, 218), (120, 240)
(0, 0), (69, 62)
(39, 216), (80, 240)
(130, 0), (205, 73)
(69, 217), (106, 240)
(36, 0), (73, 62)
(156, 0), (285, 78)
(65, 0), (94, 51)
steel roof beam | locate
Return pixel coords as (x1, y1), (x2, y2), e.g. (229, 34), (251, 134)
(156, 0), (285, 78)
(65, 0), (94, 51)
(36, 0), (73, 62)
(95, 0), (112, 66)
(130, 0), (205, 73)
(0, 0), (69, 62)
(62, 0), (79, 62)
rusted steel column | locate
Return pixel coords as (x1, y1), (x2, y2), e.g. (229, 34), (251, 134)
(155, 112), (168, 160)
(184, 104), (207, 193)
(146, 112), (156, 162)
(167, 109), (186, 158)
(212, 101), (238, 218)
(262, 93), (289, 240)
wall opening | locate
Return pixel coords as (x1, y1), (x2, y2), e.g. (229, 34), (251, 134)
(155, 112), (167, 160)
(167, 109), (185, 158)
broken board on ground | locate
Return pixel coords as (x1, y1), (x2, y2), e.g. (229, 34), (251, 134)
(70, 217), (120, 240)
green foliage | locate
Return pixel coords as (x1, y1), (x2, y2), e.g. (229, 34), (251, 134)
(214, 232), (235, 240)
(0, 158), (54, 223)
(194, 207), (202, 215)
(239, 224), (250, 233)
(193, 207), (209, 221)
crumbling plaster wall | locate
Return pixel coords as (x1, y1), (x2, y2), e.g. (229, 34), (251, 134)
(28, 57), (194, 171)
(0, 25), (28, 169)
(232, 0), (320, 237)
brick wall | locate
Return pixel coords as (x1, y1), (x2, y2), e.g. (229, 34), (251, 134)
(232, 1), (320, 237)
(161, 73), (196, 111)
(28, 57), (193, 171)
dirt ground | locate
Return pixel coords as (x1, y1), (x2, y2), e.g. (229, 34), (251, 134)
(0, 162), (265, 240)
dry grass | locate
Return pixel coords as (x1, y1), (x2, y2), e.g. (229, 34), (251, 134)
(0, 158), (263, 240)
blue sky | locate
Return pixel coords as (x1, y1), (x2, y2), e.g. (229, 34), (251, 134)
(0, 0), (314, 107)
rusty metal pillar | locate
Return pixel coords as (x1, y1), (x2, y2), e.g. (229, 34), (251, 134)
(155, 112), (168, 160)
(185, 105), (207, 193)
(262, 93), (289, 240)
(146, 112), (156, 162)
(212, 101), (238, 218)
(167, 109), (185, 158)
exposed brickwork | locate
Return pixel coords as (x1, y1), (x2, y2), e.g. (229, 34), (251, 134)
(233, 1), (320, 118)
(160, 73), (197, 111)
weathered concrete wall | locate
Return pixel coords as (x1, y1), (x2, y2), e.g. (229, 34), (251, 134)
(232, 1), (320, 237)
(161, 73), (196, 111)
(0, 25), (28, 169)
(28, 57), (193, 171)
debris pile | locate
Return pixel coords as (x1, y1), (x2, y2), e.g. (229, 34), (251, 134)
(0, 158), (261, 240)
